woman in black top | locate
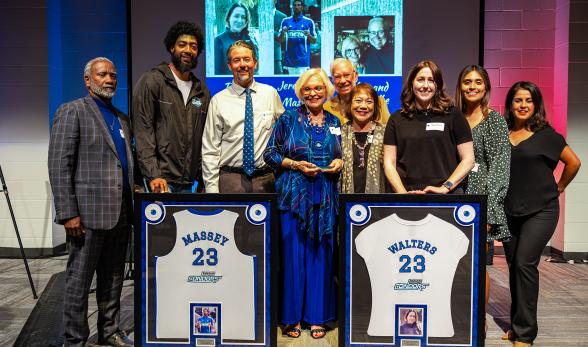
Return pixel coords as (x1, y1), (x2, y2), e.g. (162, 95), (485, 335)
(502, 81), (580, 347)
(383, 60), (475, 193)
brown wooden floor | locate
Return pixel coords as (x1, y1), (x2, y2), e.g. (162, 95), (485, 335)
(0, 254), (586, 346)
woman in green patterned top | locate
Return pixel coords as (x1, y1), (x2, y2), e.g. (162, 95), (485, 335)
(456, 65), (511, 331)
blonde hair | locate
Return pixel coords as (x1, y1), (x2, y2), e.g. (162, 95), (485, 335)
(294, 68), (335, 101)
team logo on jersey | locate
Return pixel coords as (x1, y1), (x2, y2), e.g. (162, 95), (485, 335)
(188, 271), (223, 284)
(394, 279), (430, 291)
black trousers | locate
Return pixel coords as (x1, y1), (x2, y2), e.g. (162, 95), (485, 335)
(63, 203), (130, 346)
(504, 198), (559, 344)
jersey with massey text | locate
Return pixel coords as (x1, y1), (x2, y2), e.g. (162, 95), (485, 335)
(155, 209), (255, 340)
(355, 213), (469, 337)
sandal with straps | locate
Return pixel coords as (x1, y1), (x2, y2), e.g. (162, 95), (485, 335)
(310, 326), (326, 339)
(282, 325), (301, 338)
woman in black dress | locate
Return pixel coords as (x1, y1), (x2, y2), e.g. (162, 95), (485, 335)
(502, 81), (580, 347)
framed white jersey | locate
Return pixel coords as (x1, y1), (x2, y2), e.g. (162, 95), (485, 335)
(339, 194), (487, 347)
(135, 194), (278, 347)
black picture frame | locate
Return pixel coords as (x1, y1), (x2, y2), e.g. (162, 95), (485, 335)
(134, 193), (278, 346)
(338, 194), (487, 347)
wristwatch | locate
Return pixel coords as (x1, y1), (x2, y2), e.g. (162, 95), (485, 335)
(442, 180), (454, 191)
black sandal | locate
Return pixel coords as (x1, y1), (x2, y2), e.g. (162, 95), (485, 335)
(310, 326), (326, 339)
(283, 325), (301, 338)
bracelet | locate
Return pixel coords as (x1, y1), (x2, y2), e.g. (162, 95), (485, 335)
(290, 159), (297, 170)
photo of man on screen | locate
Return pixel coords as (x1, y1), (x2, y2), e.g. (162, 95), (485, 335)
(278, 0), (317, 75)
(365, 16), (394, 74)
(334, 16), (395, 75)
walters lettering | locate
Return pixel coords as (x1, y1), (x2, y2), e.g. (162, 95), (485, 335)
(388, 239), (437, 255)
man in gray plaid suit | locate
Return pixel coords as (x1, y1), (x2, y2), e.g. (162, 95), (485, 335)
(48, 57), (134, 347)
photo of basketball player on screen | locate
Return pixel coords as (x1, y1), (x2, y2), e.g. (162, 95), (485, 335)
(398, 308), (423, 336)
(277, 0), (321, 75)
(193, 306), (218, 335)
(334, 16), (395, 74)
(213, 1), (259, 75)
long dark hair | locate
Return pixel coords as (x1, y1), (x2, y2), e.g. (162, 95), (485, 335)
(344, 83), (382, 124)
(401, 60), (453, 116)
(455, 65), (491, 118)
(505, 81), (548, 131)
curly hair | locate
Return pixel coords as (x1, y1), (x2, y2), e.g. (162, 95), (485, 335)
(505, 81), (548, 132)
(163, 21), (204, 56)
(400, 60), (453, 116)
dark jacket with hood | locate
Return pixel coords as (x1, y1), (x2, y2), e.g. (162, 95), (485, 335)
(132, 63), (210, 187)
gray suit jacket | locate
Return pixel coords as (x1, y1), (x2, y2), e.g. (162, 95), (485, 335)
(48, 95), (134, 230)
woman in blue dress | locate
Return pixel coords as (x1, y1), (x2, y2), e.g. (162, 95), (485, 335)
(214, 3), (258, 75)
(264, 68), (343, 339)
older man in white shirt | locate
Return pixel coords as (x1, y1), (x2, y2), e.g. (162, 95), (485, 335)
(202, 40), (285, 193)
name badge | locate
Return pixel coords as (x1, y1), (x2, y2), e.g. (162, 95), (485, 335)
(329, 126), (341, 135)
(426, 122), (445, 131)
(472, 163), (480, 172)
(119, 129), (125, 139)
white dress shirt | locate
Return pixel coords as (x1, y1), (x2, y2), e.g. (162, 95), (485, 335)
(202, 80), (285, 192)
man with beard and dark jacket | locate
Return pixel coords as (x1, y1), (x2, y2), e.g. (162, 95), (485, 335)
(133, 21), (210, 193)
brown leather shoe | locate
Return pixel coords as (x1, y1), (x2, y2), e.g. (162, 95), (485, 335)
(514, 341), (532, 347)
(501, 329), (515, 341)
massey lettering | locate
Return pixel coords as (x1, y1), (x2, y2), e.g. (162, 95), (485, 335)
(182, 231), (229, 247)
(387, 239), (438, 255)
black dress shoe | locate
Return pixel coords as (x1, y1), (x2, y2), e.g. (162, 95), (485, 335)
(105, 331), (134, 347)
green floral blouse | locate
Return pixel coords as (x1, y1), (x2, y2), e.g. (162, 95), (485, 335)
(465, 110), (511, 241)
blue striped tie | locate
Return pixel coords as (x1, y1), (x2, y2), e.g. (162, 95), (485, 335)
(243, 88), (255, 176)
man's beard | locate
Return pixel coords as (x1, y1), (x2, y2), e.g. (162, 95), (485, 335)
(172, 52), (198, 73)
(90, 80), (115, 99)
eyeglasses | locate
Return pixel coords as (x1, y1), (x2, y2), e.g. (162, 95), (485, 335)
(303, 85), (325, 94)
(368, 30), (386, 37)
(344, 47), (361, 56)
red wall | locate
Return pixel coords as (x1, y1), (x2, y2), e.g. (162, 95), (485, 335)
(484, 0), (558, 122)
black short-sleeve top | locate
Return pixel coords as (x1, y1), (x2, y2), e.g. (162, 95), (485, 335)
(505, 125), (566, 216)
(384, 106), (473, 191)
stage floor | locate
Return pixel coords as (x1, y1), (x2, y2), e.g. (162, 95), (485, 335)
(1, 253), (587, 346)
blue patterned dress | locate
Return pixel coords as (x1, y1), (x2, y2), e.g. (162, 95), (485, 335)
(264, 106), (342, 325)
